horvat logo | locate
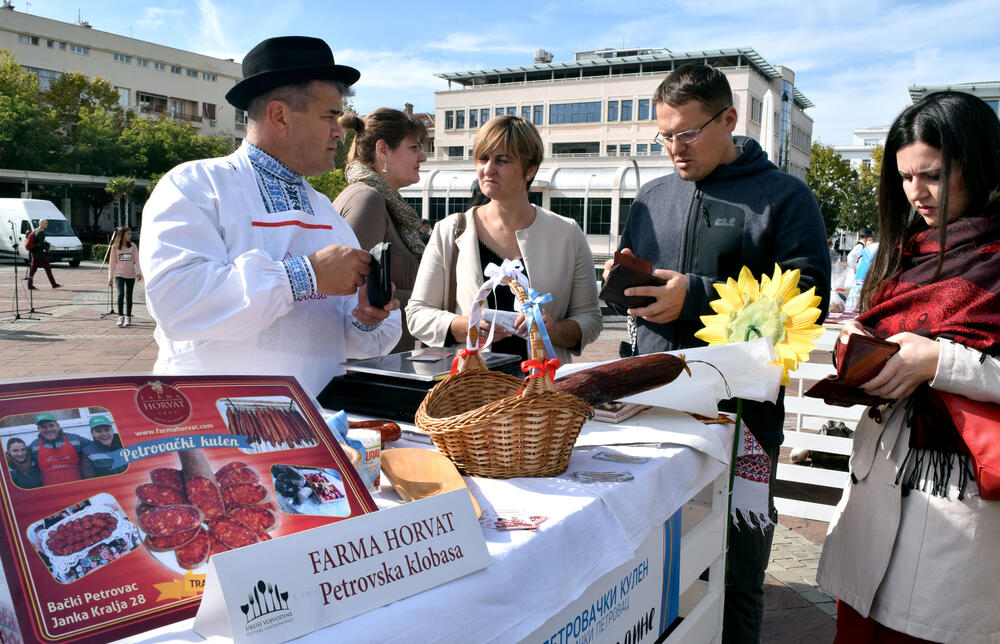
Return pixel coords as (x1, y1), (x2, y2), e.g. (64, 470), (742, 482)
(242, 579), (293, 635)
(134, 381), (192, 425)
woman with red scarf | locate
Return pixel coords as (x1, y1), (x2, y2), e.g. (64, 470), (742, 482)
(817, 92), (1000, 643)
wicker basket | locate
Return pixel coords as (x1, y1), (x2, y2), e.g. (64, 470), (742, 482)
(414, 278), (593, 478)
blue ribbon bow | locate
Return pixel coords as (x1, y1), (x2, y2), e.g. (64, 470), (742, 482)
(522, 287), (557, 366)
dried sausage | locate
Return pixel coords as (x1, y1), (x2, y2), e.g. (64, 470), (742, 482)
(228, 505), (276, 533)
(221, 483), (267, 509)
(150, 468), (184, 490)
(145, 527), (199, 552)
(179, 450), (226, 521)
(217, 467), (259, 487)
(348, 420), (402, 444)
(174, 528), (211, 570)
(185, 478), (226, 521)
(45, 513), (116, 556)
(209, 533), (230, 556)
(208, 517), (259, 549)
(136, 483), (188, 507)
(214, 460), (248, 480)
(137, 504), (203, 538)
(552, 354), (691, 406)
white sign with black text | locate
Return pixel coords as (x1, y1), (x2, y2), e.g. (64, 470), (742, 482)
(192, 490), (490, 643)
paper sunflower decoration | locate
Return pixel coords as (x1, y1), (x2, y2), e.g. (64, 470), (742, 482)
(695, 264), (824, 385)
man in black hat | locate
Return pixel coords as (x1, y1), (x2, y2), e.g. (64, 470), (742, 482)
(139, 37), (401, 396)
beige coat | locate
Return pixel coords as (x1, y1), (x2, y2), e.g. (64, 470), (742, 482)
(406, 206), (603, 364)
(817, 339), (1000, 644)
(334, 182), (421, 352)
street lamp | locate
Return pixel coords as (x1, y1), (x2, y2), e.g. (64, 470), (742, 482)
(444, 175), (460, 218)
(583, 173), (597, 238)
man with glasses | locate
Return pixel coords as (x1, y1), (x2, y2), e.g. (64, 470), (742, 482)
(606, 64), (830, 643)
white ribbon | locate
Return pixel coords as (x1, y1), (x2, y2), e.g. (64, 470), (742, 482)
(465, 259), (529, 351)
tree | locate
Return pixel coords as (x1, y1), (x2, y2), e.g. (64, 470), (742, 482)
(805, 141), (859, 236)
(40, 71), (125, 173)
(307, 169), (348, 201)
(105, 176), (135, 227)
(119, 116), (234, 176)
(839, 145), (881, 233)
(0, 49), (55, 170)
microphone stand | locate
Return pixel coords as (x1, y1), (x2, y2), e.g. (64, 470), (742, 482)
(99, 230), (118, 319)
(6, 221), (37, 321)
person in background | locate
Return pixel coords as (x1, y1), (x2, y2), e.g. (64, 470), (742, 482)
(818, 91), (1000, 644)
(418, 219), (432, 244)
(336, 108), (428, 352)
(108, 226), (142, 328)
(6, 437), (42, 489)
(28, 413), (90, 485)
(606, 64), (830, 643)
(139, 37), (400, 397)
(845, 232), (879, 311)
(407, 115), (602, 363)
(26, 219), (61, 290)
(80, 415), (127, 478)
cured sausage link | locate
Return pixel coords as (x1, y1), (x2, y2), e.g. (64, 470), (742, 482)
(552, 353), (691, 407)
(179, 450), (226, 521)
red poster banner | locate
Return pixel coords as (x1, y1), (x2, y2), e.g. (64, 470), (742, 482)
(0, 374), (375, 643)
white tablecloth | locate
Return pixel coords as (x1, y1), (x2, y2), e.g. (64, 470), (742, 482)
(120, 417), (731, 644)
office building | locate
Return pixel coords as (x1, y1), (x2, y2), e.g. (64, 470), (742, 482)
(834, 126), (889, 170)
(401, 46), (815, 255)
(909, 81), (1000, 114)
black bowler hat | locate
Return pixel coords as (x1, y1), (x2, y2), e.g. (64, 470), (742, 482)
(225, 36), (360, 110)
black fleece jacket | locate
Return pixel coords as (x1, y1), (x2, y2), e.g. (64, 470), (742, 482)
(617, 136), (831, 447)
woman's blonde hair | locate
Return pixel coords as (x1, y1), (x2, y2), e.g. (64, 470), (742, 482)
(472, 116), (543, 186)
(340, 108), (427, 166)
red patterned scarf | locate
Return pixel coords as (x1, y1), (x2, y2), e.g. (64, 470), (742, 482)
(858, 215), (1000, 352)
(858, 214), (1000, 498)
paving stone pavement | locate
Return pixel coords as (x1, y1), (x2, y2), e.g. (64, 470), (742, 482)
(0, 260), (835, 641)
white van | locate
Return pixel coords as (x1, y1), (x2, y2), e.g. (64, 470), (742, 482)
(0, 199), (84, 266)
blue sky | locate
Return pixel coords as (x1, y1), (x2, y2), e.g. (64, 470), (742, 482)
(18, 0), (1000, 145)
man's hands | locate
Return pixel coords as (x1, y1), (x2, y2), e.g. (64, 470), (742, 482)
(308, 245), (372, 296)
(838, 321), (941, 400)
(307, 244), (398, 326)
(352, 281), (398, 327)
(603, 248), (688, 324)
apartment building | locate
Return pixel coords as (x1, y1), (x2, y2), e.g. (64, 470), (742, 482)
(400, 46), (815, 253)
(1, 5), (243, 139)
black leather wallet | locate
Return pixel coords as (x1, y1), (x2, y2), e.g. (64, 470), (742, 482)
(599, 252), (665, 309)
(366, 242), (392, 308)
(804, 333), (901, 407)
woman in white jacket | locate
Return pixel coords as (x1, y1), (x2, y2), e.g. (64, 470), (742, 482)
(817, 91), (1000, 644)
(406, 116), (602, 364)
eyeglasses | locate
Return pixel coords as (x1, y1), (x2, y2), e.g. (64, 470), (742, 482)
(652, 105), (731, 147)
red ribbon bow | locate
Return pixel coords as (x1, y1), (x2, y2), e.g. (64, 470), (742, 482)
(450, 347), (482, 375)
(517, 358), (561, 394)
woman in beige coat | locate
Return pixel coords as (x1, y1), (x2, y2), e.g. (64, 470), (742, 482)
(817, 92), (1000, 644)
(406, 116), (602, 363)
(335, 108), (427, 352)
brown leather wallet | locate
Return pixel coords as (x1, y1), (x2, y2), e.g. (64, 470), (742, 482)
(804, 333), (900, 407)
(599, 252), (665, 309)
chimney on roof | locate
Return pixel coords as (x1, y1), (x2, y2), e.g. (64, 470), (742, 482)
(1, 1), (14, 11)
(404, 103), (414, 115)
(534, 49), (553, 64)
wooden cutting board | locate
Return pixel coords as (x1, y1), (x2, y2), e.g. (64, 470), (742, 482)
(380, 448), (482, 518)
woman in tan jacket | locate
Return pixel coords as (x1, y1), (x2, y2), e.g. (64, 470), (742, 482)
(406, 116), (602, 363)
(335, 108), (427, 352)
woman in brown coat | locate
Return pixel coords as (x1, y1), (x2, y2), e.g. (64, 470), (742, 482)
(335, 109), (427, 352)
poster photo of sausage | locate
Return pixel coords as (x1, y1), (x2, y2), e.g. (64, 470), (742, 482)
(0, 374), (375, 644)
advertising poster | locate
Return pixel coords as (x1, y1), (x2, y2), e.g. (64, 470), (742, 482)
(0, 374), (375, 643)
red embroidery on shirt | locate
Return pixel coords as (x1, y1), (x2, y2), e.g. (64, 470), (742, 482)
(252, 221), (333, 230)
